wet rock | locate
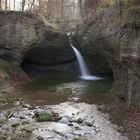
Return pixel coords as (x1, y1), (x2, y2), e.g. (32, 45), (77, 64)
(0, 99), (6, 104)
(1, 89), (7, 93)
(63, 88), (72, 94)
(34, 109), (46, 115)
(8, 117), (21, 126)
(21, 120), (30, 125)
(76, 118), (83, 124)
(59, 116), (68, 124)
(22, 104), (31, 109)
(68, 123), (74, 126)
(37, 136), (44, 140)
(14, 101), (24, 108)
(75, 126), (82, 130)
(20, 116), (27, 119)
(11, 123), (20, 128)
(0, 102), (128, 140)
(0, 113), (6, 120)
(86, 121), (93, 127)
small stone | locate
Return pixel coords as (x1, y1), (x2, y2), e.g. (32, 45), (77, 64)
(0, 113), (6, 120)
(25, 129), (32, 133)
(0, 99), (6, 104)
(20, 116), (26, 119)
(1, 89), (6, 93)
(37, 136), (43, 140)
(11, 123), (20, 127)
(75, 126), (81, 130)
(77, 118), (83, 124)
(21, 121), (29, 125)
(68, 123), (73, 126)
(28, 106), (36, 110)
(22, 104), (30, 108)
(86, 122), (93, 127)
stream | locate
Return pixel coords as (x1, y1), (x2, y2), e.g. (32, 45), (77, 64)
(9, 73), (113, 106)
(1, 41), (128, 140)
(0, 37), (129, 140)
(0, 72), (129, 140)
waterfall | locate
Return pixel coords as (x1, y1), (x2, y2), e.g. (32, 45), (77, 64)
(70, 41), (101, 80)
(71, 45), (90, 76)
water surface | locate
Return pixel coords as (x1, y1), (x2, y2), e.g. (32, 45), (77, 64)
(9, 73), (113, 106)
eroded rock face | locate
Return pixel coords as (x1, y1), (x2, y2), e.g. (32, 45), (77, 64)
(0, 11), (75, 87)
(77, 4), (140, 105)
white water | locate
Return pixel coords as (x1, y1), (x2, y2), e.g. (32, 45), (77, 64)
(70, 43), (101, 80)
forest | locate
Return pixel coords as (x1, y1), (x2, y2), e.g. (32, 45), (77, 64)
(0, 0), (140, 140)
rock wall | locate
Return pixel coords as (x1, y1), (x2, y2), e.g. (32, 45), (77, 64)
(76, 1), (140, 105)
(0, 11), (75, 88)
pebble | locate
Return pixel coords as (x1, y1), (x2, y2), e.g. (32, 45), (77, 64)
(37, 136), (44, 140)
(0, 102), (127, 140)
(68, 123), (73, 126)
(86, 121), (93, 127)
(77, 118), (83, 124)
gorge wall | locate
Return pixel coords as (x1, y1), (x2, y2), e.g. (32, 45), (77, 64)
(76, 0), (140, 105)
(0, 11), (75, 89)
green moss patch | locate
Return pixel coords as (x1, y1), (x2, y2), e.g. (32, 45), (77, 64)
(36, 112), (61, 122)
(37, 112), (53, 122)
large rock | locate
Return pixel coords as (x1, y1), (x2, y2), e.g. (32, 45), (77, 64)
(0, 11), (75, 88)
(77, 4), (140, 105)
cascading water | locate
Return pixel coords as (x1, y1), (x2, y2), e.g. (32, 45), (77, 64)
(69, 39), (101, 80)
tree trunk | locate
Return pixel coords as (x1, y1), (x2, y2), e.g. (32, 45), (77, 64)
(5, 0), (8, 10)
(22, 0), (26, 11)
(0, 0), (1, 10)
(9, 0), (11, 10)
(30, 0), (35, 11)
(47, 0), (52, 20)
(14, 0), (16, 10)
(60, 0), (64, 18)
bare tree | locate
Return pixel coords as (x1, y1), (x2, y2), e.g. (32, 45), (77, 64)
(0, 0), (2, 10)
(13, 0), (16, 10)
(30, 0), (35, 11)
(60, 0), (64, 18)
(22, 0), (26, 11)
(47, 0), (52, 19)
(5, 0), (8, 10)
(8, 0), (11, 10)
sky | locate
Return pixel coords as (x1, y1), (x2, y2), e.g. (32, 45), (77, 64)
(4, 0), (78, 11)
(4, 0), (22, 10)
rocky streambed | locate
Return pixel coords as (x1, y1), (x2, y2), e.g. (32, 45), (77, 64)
(0, 100), (128, 140)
